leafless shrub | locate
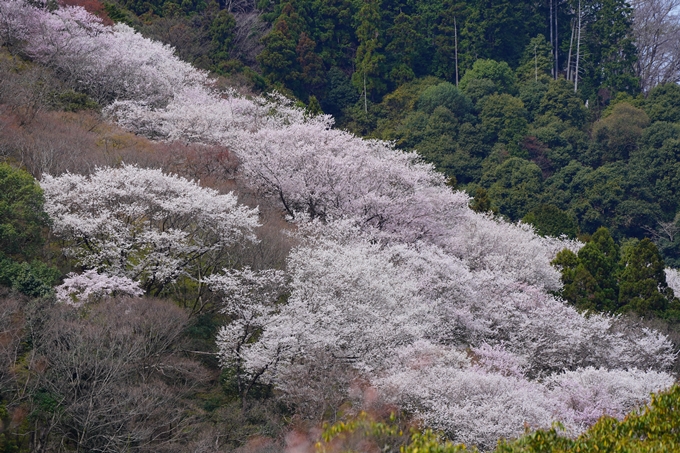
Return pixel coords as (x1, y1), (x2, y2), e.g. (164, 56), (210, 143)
(30, 297), (211, 452)
(0, 291), (29, 407)
(232, 12), (269, 66)
(632, 0), (680, 92)
(275, 348), (365, 424)
(0, 53), (57, 125)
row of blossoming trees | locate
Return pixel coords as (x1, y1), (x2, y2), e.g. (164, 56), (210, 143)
(1, 1), (679, 450)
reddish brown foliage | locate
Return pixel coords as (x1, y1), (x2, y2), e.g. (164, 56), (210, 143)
(522, 136), (554, 178)
(58, 0), (114, 26)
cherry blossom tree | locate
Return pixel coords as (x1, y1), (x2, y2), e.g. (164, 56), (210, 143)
(379, 361), (673, 450)
(107, 88), (329, 143)
(0, 0), (32, 52)
(294, 233), (673, 445)
(9, 0), (573, 292)
(41, 164), (259, 296)
(205, 267), (286, 406)
(56, 269), (144, 307)
(378, 363), (553, 450)
(233, 124), (471, 244)
(665, 267), (680, 296)
(1, 1), (207, 105)
(545, 367), (675, 432)
(108, 90), (577, 291)
(211, 223), (675, 446)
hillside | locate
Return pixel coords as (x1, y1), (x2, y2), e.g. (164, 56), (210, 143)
(94, 0), (680, 273)
(0, 1), (679, 452)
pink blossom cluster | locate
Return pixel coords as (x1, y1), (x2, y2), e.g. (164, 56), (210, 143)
(665, 267), (680, 295)
(56, 269), (144, 307)
(41, 164), (259, 292)
(212, 227), (675, 448)
(0, 0), (207, 105)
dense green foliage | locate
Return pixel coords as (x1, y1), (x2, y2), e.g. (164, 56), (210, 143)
(369, 79), (680, 269)
(103, 0), (637, 101)
(0, 162), (48, 259)
(552, 228), (680, 319)
(249, 0), (637, 105)
(0, 164), (58, 298)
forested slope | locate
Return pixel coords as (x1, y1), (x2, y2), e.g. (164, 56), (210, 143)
(95, 0), (680, 295)
(0, 1), (679, 452)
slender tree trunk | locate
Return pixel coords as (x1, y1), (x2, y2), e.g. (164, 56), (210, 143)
(549, 0), (554, 78)
(363, 71), (367, 113)
(554, 0), (559, 77)
(454, 16), (459, 87)
(567, 18), (575, 81)
(575, 0), (582, 92)
(535, 44), (538, 81)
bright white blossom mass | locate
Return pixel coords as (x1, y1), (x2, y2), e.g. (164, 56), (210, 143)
(4, 1), (677, 448)
(0, 0), (207, 105)
(41, 164), (259, 294)
(56, 270), (144, 307)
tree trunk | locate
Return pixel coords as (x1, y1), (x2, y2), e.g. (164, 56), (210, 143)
(575, 0), (582, 92)
(554, 0), (559, 77)
(363, 71), (367, 113)
(567, 18), (575, 81)
(550, 0), (554, 78)
(535, 44), (538, 81)
(454, 16), (459, 87)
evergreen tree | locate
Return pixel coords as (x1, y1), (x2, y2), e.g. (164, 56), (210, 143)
(538, 78), (588, 128)
(462, 0), (542, 67)
(588, 102), (650, 166)
(522, 204), (578, 238)
(0, 163), (48, 260)
(296, 32), (324, 93)
(516, 35), (553, 83)
(643, 83), (680, 123)
(553, 227), (619, 312)
(433, 0), (469, 84)
(618, 238), (677, 316)
(478, 94), (528, 154)
(258, 3), (306, 89)
(322, 67), (358, 116)
(384, 12), (421, 85)
(460, 58), (517, 95)
(470, 187), (493, 213)
(483, 157), (543, 220)
(579, 227), (620, 311)
(581, 0), (639, 98)
(553, 248), (602, 311)
(209, 10), (236, 61)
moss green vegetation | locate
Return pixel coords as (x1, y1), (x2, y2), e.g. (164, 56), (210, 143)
(0, 163), (59, 298)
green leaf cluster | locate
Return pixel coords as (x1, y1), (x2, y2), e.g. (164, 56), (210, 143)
(552, 228), (680, 318)
(0, 163), (59, 298)
(0, 163), (48, 260)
